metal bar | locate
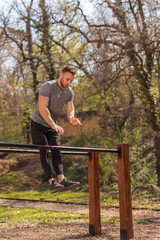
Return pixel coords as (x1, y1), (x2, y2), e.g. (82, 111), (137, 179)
(0, 142), (119, 153)
(0, 148), (89, 156)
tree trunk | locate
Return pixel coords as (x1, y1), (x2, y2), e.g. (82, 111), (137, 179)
(39, 0), (56, 80)
(154, 135), (160, 186)
(26, 2), (39, 102)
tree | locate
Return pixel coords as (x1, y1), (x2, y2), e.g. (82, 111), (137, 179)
(38, 0), (56, 80)
(74, 0), (160, 185)
(0, 0), (89, 142)
(49, 0), (160, 185)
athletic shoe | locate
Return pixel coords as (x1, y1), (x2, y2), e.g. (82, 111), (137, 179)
(50, 180), (65, 194)
(60, 177), (80, 191)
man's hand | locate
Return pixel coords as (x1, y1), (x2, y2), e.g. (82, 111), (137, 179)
(70, 116), (83, 126)
(54, 124), (64, 135)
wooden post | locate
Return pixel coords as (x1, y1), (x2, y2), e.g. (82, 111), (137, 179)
(88, 151), (101, 235)
(117, 144), (134, 240)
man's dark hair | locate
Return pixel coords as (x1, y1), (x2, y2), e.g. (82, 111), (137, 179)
(61, 65), (76, 75)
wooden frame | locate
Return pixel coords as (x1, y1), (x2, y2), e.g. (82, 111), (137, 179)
(88, 145), (134, 240)
(88, 152), (101, 235)
(117, 144), (134, 239)
(0, 142), (134, 239)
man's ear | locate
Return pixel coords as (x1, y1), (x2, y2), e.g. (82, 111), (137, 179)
(60, 72), (63, 78)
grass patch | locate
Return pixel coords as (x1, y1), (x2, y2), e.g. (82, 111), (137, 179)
(0, 172), (31, 191)
(100, 193), (119, 207)
(0, 189), (159, 210)
(132, 197), (160, 209)
(0, 190), (119, 207)
(0, 206), (119, 226)
(134, 219), (149, 224)
(101, 215), (119, 224)
(0, 190), (89, 203)
(0, 206), (88, 225)
(0, 172), (159, 210)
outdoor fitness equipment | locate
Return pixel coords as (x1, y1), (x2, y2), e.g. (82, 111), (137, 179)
(0, 142), (134, 240)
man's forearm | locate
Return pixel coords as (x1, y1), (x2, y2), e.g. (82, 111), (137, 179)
(38, 95), (64, 134)
(66, 102), (82, 126)
(66, 102), (75, 123)
(39, 107), (56, 129)
(67, 110), (75, 123)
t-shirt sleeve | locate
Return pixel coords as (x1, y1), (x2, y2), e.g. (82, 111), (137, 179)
(39, 83), (51, 97)
(67, 88), (74, 102)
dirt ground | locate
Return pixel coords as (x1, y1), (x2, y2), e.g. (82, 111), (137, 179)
(0, 198), (160, 240)
(0, 154), (160, 239)
(0, 154), (43, 190)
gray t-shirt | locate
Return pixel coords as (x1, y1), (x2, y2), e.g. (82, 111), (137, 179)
(32, 80), (74, 127)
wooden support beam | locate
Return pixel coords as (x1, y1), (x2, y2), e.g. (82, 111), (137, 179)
(88, 152), (101, 235)
(117, 144), (134, 240)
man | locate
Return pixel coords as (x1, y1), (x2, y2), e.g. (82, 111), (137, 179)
(31, 65), (82, 193)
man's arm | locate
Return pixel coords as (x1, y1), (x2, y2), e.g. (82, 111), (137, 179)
(66, 101), (82, 125)
(39, 95), (64, 135)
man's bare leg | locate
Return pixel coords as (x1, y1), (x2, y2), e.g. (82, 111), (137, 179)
(57, 174), (64, 183)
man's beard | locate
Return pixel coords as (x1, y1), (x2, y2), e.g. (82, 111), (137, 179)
(60, 76), (65, 88)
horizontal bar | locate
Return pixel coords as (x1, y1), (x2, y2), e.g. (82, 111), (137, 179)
(0, 148), (89, 156)
(0, 142), (119, 154)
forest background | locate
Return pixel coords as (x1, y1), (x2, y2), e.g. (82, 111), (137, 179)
(0, 0), (160, 189)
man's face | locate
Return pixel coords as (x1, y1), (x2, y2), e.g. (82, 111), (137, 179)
(60, 72), (74, 88)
